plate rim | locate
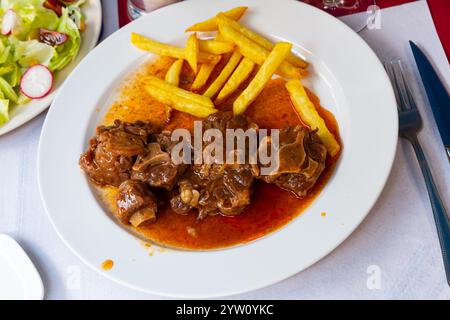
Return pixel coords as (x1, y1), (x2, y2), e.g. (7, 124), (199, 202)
(38, 0), (398, 298)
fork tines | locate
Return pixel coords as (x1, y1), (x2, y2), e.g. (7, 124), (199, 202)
(384, 59), (418, 112)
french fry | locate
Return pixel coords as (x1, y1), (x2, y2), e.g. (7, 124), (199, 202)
(199, 40), (234, 55)
(216, 57), (255, 104)
(131, 33), (219, 64)
(145, 75), (215, 109)
(146, 85), (217, 118)
(198, 52), (221, 64)
(186, 33), (199, 73)
(215, 32), (226, 42)
(233, 42), (291, 115)
(217, 13), (308, 68)
(191, 58), (221, 91)
(217, 23), (264, 64)
(164, 59), (184, 121)
(203, 50), (242, 98)
(185, 6), (248, 32)
(165, 59), (184, 86)
(217, 20), (303, 79)
(285, 79), (340, 156)
(132, 32), (185, 58)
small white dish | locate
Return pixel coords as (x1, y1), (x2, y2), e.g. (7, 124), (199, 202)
(38, 0), (398, 297)
(0, 0), (103, 136)
(0, 234), (44, 300)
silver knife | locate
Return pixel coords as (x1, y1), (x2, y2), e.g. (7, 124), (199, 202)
(410, 41), (450, 161)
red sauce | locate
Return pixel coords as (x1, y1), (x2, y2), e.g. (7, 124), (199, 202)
(98, 58), (341, 250)
(101, 259), (114, 271)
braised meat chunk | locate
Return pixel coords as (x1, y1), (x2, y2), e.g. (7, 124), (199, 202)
(79, 120), (153, 187)
(202, 111), (257, 132)
(80, 112), (331, 225)
(170, 180), (198, 215)
(170, 164), (257, 219)
(208, 164), (256, 217)
(259, 126), (327, 198)
(116, 180), (158, 227)
(131, 140), (187, 190)
(169, 112), (260, 219)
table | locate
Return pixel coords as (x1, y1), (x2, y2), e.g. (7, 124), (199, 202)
(1, 0), (449, 299)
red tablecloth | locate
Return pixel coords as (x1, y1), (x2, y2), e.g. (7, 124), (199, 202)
(117, 0), (450, 60)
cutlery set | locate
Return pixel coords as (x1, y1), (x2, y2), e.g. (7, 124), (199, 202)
(384, 42), (450, 286)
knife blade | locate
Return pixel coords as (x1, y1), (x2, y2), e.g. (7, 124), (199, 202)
(410, 41), (450, 161)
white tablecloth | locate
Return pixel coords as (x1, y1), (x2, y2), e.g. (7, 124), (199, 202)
(0, 0), (449, 299)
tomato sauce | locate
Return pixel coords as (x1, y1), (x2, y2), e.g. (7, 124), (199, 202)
(97, 57), (341, 250)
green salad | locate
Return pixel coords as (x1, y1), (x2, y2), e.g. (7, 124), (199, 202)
(0, 0), (86, 125)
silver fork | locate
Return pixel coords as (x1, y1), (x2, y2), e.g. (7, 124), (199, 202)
(384, 59), (450, 286)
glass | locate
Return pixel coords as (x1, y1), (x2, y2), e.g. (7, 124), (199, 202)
(302, 0), (366, 14)
(321, 0), (360, 10)
(302, 0), (377, 29)
(127, 0), (183, 20)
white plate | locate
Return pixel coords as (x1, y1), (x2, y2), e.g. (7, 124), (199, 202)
(0, 0), (102, 136)
(0, 234), (44, 300)
(38, 0), (398, 297)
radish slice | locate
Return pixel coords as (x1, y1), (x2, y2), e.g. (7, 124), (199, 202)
(20, 65), (54, 99)
(2, 9), (18, 36)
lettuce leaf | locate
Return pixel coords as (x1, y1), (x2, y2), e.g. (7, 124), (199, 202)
(1, 0), (43, 10)
(3, 63), (21, 87)
(0, 45), (11, 64)
(0, 98), (9, 125)
(18, 93), (31, 105)
(67, 5), (84, 30)
(0, 64), (14, 76)
(49, 7), (80, 71)
(13, 38), (55, 67)
(2, 0), (60, 40)
(0, 76), (18, 103)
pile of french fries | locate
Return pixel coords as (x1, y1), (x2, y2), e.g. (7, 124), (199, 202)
(131, 6), (340, 157)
